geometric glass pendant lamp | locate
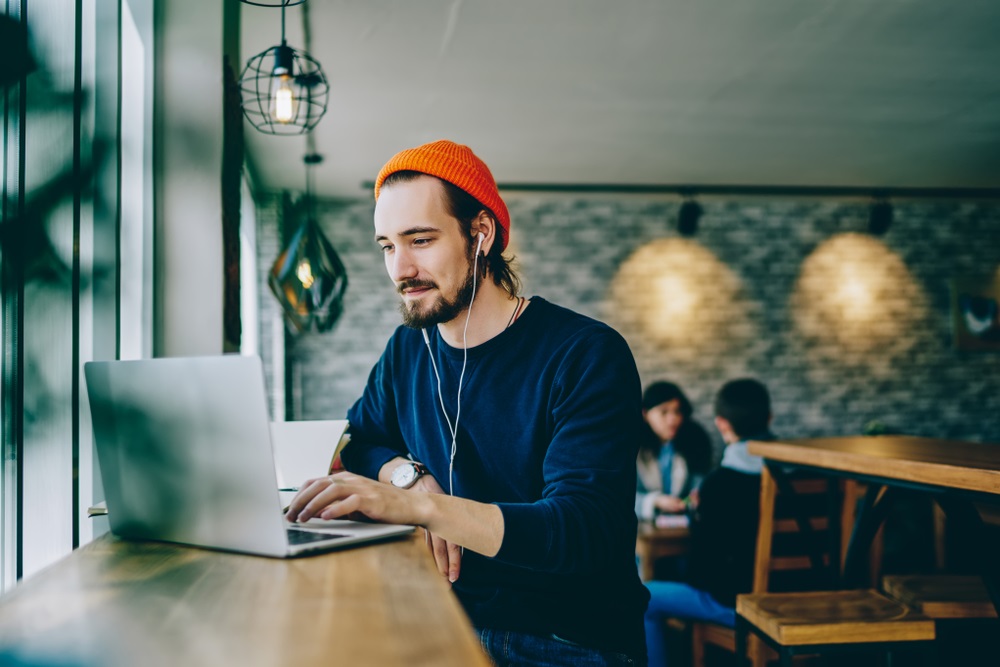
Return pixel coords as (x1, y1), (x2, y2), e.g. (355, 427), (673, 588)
(268, 154), (348, 332)
(238, 0), (328, 135)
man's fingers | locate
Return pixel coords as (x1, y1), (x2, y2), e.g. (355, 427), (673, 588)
(285, 481), (324, 522)
(447, 541), (462, 583)
(426, 533), (461, 582)
(316, 494), (361, 521)
(291, 478), (348, 522)
(430, 533), (450, 579)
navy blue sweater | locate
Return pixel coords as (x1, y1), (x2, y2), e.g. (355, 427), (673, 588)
(342, 298), (650, 656)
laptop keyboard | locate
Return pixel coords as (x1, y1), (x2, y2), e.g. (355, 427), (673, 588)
(287, 528), (349, 545)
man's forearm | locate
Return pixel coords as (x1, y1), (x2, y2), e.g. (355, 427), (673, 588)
(375, 456), (504, 557)
(415, 492), (505, 558)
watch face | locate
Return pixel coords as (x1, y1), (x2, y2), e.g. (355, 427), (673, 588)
(392, 463), (417, 488)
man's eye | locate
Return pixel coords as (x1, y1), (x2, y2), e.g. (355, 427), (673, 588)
(379, 245), (393, 253)
(413, 238), (431, 246)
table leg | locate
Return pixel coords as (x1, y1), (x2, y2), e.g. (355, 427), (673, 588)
(843, 484), (897, 588)
(734, 614), (749, 667)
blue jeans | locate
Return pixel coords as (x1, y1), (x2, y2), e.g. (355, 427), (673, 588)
(643, 581), (734, 667)
(478, 628), (646, 667)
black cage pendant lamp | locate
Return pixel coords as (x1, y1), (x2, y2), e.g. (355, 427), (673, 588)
(240, 0), (305, 7)
(239, 0), (328, 135)
(269, 154), (348, 333)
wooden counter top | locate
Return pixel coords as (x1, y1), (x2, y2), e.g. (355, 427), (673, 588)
(748, 435), (1000, 496)
(0, 532), (491, 667)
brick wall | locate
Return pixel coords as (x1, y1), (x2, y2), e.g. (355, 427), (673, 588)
(256, 194), (1000, 450)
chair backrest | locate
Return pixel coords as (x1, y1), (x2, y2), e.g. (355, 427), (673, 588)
(690, 466), (845, 667)
(752, 466), (843, 594)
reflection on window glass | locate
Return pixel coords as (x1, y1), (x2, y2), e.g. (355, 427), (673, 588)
(120, 1), (146, 361)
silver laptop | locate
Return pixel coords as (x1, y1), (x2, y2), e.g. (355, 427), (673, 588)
(84, 354), (414, 557)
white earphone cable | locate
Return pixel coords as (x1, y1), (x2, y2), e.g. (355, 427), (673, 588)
(422, 234), (483, 497)
(449, 240), (480, 495)
(423, 328), (456, 446)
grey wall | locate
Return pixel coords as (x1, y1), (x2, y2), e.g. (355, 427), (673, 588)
(255, 194), (1000, 450)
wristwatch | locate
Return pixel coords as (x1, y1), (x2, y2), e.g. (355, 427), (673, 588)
(390, 461), (428, 489)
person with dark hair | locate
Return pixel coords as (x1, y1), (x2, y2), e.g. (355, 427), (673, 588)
(642, 378), (774, 667)
(635, 382), (713, 520)
(286, 140), (649, 666)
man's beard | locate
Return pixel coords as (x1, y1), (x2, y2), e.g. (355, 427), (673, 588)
(398, 256), (477, 330)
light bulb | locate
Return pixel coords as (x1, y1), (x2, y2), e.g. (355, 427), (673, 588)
(270, 73), (297, 123)
(296, 259), (315, 289)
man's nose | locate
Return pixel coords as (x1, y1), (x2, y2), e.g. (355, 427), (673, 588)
(388, 246), (418, 283)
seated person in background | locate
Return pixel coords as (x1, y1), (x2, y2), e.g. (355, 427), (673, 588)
(636, 382), (713, 520)
(643, 378), (774, 667)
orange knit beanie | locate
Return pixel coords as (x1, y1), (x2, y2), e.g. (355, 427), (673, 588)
(374, 140), (511, 250)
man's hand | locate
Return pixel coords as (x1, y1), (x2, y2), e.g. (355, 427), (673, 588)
(284, 471), (464, 583)
(412, 474), (462, 583)
(285, 471), (428, 526)
(286, 464), (504, 569)
(376, 457), (462, 583)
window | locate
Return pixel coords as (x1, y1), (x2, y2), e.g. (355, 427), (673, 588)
(0, 0), (154, 587)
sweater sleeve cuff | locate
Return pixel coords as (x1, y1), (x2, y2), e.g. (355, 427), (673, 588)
(493, 502), (553, 566)
(341, 443), (404, 481)
(640, 492), (661, 521)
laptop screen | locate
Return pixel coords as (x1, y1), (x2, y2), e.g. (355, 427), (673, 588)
(85, 355), (292, 557)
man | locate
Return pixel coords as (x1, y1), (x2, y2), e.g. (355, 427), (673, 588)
(286, 140), (649, 666)
(642, 378), (773, 667)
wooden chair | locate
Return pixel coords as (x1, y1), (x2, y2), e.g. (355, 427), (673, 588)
(881, 574), (996, 620)
(878, 499), (997, 628)
(690, 618), (776, 667)
(689, 473), (843, 666)
(734, 466), (936, 666)
(878, 496), (998, 626)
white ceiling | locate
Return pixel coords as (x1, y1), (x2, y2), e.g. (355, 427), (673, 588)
(240, 0), (1000, 200)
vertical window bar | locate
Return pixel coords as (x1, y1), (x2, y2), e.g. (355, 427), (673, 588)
(0, 0), (30, 585)
(71, 0), (84, 550)
(16, 0), (27, 585)
(0, 0), (8, 590)
(116, 0), (123, 362)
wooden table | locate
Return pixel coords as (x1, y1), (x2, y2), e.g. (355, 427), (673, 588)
(636, 521), (691, 581)
(0, 533), (491, 667)
(748, 436), (1000, 615)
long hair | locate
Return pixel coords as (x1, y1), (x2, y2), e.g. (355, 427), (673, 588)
(639, 382), (712, 475)
(639, 381), (693, 456)
(380, 170), (521, 297)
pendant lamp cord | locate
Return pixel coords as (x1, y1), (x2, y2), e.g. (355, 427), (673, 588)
(280, 1), (286, 44)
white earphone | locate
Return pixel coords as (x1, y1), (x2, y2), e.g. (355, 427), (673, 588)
(421, 229), (485, 496)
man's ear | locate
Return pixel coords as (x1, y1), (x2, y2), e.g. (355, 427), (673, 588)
(714, 416), (734, 443)
(472, 212), (497, 255)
